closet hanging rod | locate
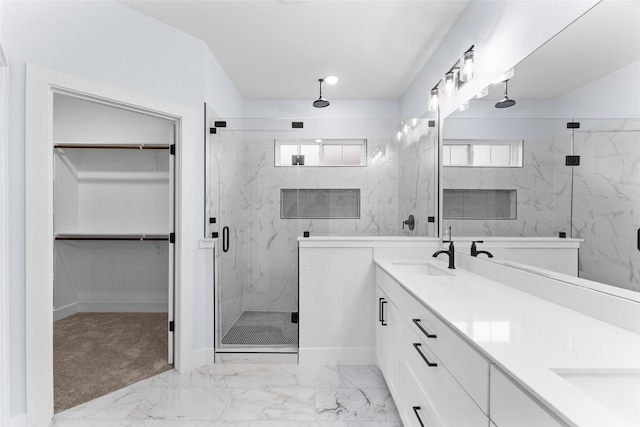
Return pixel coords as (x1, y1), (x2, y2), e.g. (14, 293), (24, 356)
(54, 143), (170, 150)
(55, 234), (169, 241)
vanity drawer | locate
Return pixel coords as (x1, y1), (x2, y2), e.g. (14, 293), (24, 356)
(404, 289), (490, 414)
(402, 327), (488, 427)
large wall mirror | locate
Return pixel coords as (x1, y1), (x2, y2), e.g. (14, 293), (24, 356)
(441, 0), (640, 292)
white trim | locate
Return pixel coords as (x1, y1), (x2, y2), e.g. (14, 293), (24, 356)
(25, 64), (198, 427)
(0, 41), (11, 427)
(53, 302), (169, 322)
(298, 347), (375, 365)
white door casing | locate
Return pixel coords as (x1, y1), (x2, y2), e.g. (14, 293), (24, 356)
(25, 64), (198, 427)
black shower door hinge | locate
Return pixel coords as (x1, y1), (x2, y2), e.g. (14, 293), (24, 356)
(169, 232), (175, 243)
(169, 321), (175, 332)
(170, 144), (175, 155)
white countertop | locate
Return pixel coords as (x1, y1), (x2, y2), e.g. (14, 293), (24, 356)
(374, 257), (640, 427)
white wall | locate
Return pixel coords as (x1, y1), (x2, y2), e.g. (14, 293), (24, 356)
(1, 0), (242, 418)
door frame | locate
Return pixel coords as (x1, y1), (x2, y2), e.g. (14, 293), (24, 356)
(0, 41), (10, 427)
(25, 64), (198, 427)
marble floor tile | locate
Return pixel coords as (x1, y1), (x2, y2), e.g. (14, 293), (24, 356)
(52, 364), (399, 427)
(55, 386), (156, 420)
(315, 388), (400, 422)
(220, 387), (316, 421)
(141, 387), (234, 420)
(262, 365), (342, 388)
(338, 366), (388, 389)
(149, 421), (251, 427)
(51, 420), (153, 427)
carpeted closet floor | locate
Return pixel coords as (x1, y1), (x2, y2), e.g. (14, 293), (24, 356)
(53, 312), (173, 413)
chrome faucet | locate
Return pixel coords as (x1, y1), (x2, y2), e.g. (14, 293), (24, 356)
(433, 229), (455, 269)
(471, 240), (493, 258)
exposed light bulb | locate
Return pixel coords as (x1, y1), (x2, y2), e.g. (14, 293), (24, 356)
(475, 87), (489, 98)
(458, 102), (469, 112)
(396, 131), (403, 141)
(443, 70), (458, 97)
(459, 50), (474, 82)
(428, 88), (439, 112)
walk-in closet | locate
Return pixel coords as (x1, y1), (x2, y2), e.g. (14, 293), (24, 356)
(52, 93), (176, 411)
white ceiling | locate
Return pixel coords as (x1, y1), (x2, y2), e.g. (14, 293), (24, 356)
(120, 0), (469, 101)
(489, 0), (640, 101)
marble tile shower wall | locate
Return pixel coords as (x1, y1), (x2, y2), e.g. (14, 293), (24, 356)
(568, 119), (640, 292)
(443, 138), (562, 236)
(240, 137), (399, 313)
(398, 130), (438, 236)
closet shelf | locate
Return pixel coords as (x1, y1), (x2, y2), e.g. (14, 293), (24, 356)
(55, 233), (169, 241)
(54, 143), (170, 150)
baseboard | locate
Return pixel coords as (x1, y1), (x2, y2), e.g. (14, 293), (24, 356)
(53, 302), (79, 321)
(53, 302), (168, 321)
(214, 352), (298, 364)
(9, 412), (26, 427)
(298, 347), (376, 365)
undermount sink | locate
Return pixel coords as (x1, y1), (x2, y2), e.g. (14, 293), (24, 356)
(552, 369), (640, 425)
(390, 261), (454, 277)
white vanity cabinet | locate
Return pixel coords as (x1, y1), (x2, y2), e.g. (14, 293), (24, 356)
(375, 266), (489, 426)
(375, 286), (403, 399)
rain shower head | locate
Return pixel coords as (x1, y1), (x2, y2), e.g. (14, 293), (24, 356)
(495, 79), (516, 108)
(313, 79), (330, 108)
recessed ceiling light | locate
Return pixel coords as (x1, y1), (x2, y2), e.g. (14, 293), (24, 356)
(315, 139), (323, 143)
(324, 75), (339, 85)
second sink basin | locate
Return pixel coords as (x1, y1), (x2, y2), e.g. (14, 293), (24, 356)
(390, 261), (454, 277)
(552, 368), (640, 425)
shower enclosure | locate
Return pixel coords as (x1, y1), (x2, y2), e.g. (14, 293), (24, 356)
(568, 118), (640, 292)
(204, 112), (439, 354)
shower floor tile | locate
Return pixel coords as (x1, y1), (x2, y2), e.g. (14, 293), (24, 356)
(222, 311), (298, 346)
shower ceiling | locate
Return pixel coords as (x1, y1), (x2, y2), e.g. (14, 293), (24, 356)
(119, 0), (469, 101)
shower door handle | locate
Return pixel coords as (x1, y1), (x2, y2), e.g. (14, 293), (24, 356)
(222, 226), (229, 253)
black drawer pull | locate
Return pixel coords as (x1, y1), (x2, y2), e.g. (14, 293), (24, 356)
(413, 343), (437, 367)
(413, 318), (437, 338)
(381, 300), (387, 326)
(378, 297), (383, 322)
(413, 406), (425, 427)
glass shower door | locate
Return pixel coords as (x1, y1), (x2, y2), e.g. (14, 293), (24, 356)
(210, 119), (302, 352)
(570, 119), (640, 292)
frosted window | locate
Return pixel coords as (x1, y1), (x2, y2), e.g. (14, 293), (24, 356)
(300, 144), (320, 166)
(343, 145), (362, 165)
(473, 145), (491, 166)
(491, 145), (512, 166)
(450, 145), (469, 166)
(275, 139), (366, 167)
(279, 144), (298, 165)
(444, 139), (523, 167)
(323, 145), (342, 165)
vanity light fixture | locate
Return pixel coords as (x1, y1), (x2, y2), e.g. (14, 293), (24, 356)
(443, 70), (458, 97)
(371, 147), (385, 161)
(459, 47), (475, 82)
(427, 45), (476, 112)
(475, 87), (489, 98)
(428, 87), (440, 112)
